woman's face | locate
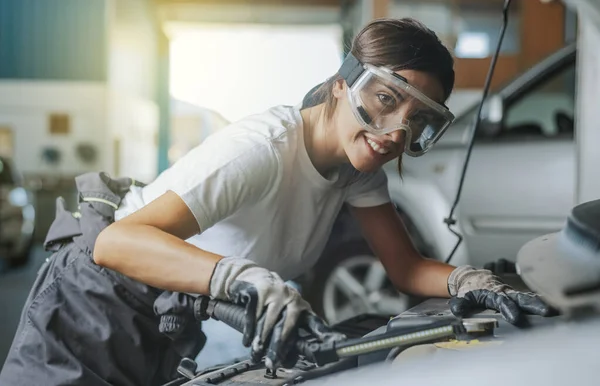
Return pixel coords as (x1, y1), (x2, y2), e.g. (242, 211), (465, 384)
(333, 69), (445, 173)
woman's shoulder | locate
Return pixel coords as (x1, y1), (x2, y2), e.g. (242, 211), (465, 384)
(193, 104), (302, 162)
(172, 105), (302, 174)
(155, 105), (301, 188)
(224, 104), (303, 142)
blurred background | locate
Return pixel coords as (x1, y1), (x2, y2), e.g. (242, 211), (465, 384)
(0, 0), (576, 367)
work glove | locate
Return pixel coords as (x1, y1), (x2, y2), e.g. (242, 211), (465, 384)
(210, 258), (345, 369)
(153, 291), (207, 381)
(447, 265), (557, 326)
(153, 291), (207, 357)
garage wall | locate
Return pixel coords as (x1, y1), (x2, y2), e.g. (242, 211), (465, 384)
(105, 91), (158, 183)
(105, 0), (160, 181)
(157, 2), (340, 25)
(0, 81), (107, 176)
(0, 0), (107, 81)
(107, 0), (158, 101)
(0, 0), (110, 176)
(0, 0), (161, 182)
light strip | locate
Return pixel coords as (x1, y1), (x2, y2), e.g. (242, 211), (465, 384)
(336, 326), (455, 356)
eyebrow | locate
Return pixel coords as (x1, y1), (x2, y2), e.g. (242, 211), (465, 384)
(381, 84), (434, 114)
(382, 84), (406, 101)
(382, 84), (445, 107)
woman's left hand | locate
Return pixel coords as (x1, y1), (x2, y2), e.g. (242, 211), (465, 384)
(447, 266), (558, 325)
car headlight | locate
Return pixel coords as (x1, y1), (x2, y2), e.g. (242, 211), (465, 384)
(8, 187), (29, 207)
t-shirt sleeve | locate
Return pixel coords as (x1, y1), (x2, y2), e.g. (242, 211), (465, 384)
(162, 131), (279, 233)
(345, 169), (391, 208)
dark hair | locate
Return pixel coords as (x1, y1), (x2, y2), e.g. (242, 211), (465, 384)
(308, 18), (455, 176)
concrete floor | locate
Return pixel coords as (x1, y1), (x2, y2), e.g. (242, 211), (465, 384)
(0, 245), (247, 374)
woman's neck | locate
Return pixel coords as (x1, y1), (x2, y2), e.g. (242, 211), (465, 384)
(301, 104), (346, 178)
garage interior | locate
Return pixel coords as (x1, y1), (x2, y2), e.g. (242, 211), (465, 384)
(1, 0), (599, 385)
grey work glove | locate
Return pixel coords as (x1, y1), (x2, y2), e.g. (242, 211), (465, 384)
(447, 266), (557, 326)
(210, 258), (345, 369)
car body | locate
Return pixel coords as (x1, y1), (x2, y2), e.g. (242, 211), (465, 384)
(0, 156), (36, 269)
(306, 42), (578, 324)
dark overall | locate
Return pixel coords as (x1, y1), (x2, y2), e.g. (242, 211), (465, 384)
(0, 172), (206, 386)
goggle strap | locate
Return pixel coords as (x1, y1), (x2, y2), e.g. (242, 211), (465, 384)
(357, 105), (373, 124)
(339, 52), (364, 87)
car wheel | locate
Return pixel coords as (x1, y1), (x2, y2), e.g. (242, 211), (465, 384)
(305, 240), (410, 325)
(304, 209), (434, 325)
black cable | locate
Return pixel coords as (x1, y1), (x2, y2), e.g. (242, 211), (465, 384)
(444, 0), (513, 264)
(385, 346), (404, 362)
(161, 377), (187, 386)
(289, 357), (357, 383)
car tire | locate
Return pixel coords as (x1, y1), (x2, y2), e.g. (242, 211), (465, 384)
(304, 209), (433, 325)
(304, 240), (412, 325)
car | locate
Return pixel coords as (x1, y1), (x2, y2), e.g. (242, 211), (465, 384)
(0, 156), (36, 270)
(304, 42), (577, 324)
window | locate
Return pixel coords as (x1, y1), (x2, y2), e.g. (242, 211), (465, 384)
(451, 56), (576, 140)
(167, 23), (343, 123)
(503, 61), (576, 138)
(453, 2), (521, 58)
(388, 1), (521, 59)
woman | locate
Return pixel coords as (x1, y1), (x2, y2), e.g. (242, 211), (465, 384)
(0, 18), (554, 386)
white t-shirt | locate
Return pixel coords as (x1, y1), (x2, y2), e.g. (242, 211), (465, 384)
(115, 105), (390, 280)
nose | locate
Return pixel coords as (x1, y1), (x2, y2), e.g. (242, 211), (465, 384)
(387, 129), (406, 148)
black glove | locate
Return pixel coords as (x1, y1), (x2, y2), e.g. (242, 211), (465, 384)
(153, 291), (206, 358)
(210, 258), (345, 369)
(447, 266), (557, 326)
(153, 291), (208, 381)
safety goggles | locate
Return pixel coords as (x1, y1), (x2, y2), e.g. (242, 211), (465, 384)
(339, 53), (455, 157)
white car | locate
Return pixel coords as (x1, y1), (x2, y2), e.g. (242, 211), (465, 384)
(0, 156), (36, 271)
(304, 42), (577, 324)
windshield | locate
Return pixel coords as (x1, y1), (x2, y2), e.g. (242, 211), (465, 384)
(450, 44), (576, 130)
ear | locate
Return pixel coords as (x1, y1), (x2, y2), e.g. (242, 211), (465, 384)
(332, 78), (346, 99)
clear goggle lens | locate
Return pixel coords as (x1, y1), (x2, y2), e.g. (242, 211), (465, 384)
(347, 64), (454, 157)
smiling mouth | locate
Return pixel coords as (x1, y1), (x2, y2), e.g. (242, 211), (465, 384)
(365, 137), (391, 155)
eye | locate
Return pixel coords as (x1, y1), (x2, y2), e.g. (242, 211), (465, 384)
(376, 93), (396, 108)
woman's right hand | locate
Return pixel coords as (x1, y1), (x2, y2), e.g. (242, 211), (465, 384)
(209, 258), (345, 369)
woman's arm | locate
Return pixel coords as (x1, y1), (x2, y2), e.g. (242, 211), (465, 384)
(94, 131), (280, 295)
(94, 190), (222, 294)
(349, 202), (455, 298)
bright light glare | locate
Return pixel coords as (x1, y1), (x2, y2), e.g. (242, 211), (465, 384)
(455, 32), (490, 58)
(168, 23), (343, 122)
(9, 187), (28, 207)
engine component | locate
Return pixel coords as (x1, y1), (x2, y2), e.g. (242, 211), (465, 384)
(518, 198), (600, 317)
